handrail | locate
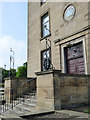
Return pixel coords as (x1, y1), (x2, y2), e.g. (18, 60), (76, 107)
(0, 77), (36, 113)
(4, 77), (36, 94)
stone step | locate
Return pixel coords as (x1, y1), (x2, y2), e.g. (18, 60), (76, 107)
(1, 110), (21, 118)
(29, 95), (37, 99)
(0, 92), (37, 118)
(17, 96), (36, 103)
(25, 99), (37, 104)
(1, 104), (12, 111)
(14, 100), (23, 105)
(17, 98), (26, 101)
(26, 92), (36, 96)
(15, 104), (33, 112)
(10, 100), (22, 107)
(23, 95), (32, 99)
(9, 108), (30, 116)
(1, 98), (36, 112)
(24, 94), (36, 98)
(3, 100), (22, 108)
(0, 88), (4, 91)
(25, 96), (37, 100)
(10, 108), (31, 116)
(0, 92), (4, 95)
(12, 106), (38, 117)
(1, 100), (24, 113)
(1, 100), (36, 116)
(22, 102), (36, 108)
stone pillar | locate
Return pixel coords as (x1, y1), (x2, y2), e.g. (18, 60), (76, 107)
(35, 70), (61, 111)
(4, 77), (12, 103)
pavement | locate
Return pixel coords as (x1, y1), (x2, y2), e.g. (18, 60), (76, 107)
(0, 109), (89, 120)
(56, 110), (89, 119)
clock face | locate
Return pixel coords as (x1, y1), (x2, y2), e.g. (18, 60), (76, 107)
(64, 5), (75, 21)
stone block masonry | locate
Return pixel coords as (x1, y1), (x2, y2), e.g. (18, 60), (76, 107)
(36, 70), (89, 110)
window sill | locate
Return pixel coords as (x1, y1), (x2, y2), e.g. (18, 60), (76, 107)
(40, 33), (51, 41)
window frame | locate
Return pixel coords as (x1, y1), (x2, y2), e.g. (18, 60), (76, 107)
(41, 48), (51, 71)
(41, 12), (50, 39)
(61, 37), (87, 74)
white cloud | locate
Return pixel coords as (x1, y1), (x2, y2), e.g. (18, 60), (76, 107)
(0, 35), (27, 70)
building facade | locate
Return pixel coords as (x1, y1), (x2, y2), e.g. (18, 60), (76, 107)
(28, 1), (90, 77)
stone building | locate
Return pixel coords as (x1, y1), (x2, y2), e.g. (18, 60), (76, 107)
(27, 1), (90, 77)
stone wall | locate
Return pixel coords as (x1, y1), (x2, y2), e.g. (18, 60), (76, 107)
(53, 71), (89, 108)
(4, 77), (36, 103)
(28, 2), (89, 77)
(36, 70), (89, 110)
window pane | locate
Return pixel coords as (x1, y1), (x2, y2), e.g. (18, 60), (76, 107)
(43, 50), (49, 59)
(42, 15), (49, 24)
(41, 0), (46, 4)
(41, 13), (50, 37)
(43, 21), (49, 37)
(41, 49), (50, 71)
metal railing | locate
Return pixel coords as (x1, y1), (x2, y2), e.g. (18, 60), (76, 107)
(0, 77), (36, 113)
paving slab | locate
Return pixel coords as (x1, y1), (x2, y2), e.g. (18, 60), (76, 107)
(55, 110), (89, 118)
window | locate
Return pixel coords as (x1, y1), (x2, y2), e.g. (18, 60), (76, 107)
(41, 49), (51, 71)
(41, 0), (46, 5)
(41, 12), (50, 38)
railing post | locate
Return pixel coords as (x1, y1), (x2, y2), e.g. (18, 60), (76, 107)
(11, 89), (13, 110)
(2, 94), (4, 112)
(29, 81), (30, 93)
(7, 100), (8, 110)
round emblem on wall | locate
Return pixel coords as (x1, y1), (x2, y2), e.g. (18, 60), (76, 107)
(64, 4), (76, 21)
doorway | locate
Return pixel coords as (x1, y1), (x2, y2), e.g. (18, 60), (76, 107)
(64, 42), (85, 74)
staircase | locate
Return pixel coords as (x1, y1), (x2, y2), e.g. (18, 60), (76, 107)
(0, 91), (37, 119)
(0, 78), (39, 119)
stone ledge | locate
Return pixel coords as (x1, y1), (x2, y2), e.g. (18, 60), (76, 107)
(35, 70), (61, 76)
(54, 25), (90, 43)
(35, 70), (90, 77)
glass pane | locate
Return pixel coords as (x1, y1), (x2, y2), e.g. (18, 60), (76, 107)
(42, 13), (50, 37)
(43, 50), (49, 59)
(42, 15), (49, 24)
(41, 0), (46, 3)
(42, 50), (50, 71)
(43, 21), (49, 37)
(43, 52), (46, 58)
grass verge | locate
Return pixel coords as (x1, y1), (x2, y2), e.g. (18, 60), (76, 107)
(84, 109), (90, 114)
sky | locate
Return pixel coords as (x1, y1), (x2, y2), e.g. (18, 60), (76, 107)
(0, 1), (28, 70)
